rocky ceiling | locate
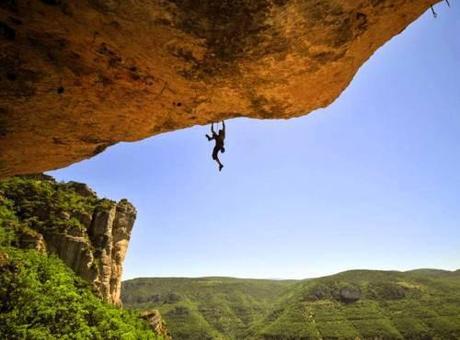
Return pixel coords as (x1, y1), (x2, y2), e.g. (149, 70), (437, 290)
(0, 0), (438, 177)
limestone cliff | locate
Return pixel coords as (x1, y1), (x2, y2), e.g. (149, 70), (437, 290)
(0, 174), (136, 305)
(0, 0), (439, 177)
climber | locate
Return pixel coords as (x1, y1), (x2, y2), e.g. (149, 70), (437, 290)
(206, 121), (226, 171)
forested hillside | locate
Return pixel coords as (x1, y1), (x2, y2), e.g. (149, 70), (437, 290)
(123, 270), (460, 339)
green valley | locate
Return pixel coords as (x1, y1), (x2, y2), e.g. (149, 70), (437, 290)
(122, 270), (460, 339)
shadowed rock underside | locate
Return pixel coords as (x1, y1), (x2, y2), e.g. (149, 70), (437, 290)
(0, 0), (438, 177)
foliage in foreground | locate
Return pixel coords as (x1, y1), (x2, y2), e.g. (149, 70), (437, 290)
(0, 247), (159, 339)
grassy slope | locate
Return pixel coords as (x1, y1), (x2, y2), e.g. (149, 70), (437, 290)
(254, 270), (460, 339)
(122, 270), (460, 339)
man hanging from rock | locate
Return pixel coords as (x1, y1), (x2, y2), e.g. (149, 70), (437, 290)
(206, 121), (226, 171)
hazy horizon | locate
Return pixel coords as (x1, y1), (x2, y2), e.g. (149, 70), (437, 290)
(49, 6), (460, 281)
(122, 267), (460, 282)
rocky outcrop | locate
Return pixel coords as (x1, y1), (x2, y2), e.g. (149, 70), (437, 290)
(44, 199), (135, 305)
(337, 286), (362, 303)
(15, 227), (47, 253)
(141, 310), (172, 340)
(0, 0), (439, 177)
(0, 175), (136, 305)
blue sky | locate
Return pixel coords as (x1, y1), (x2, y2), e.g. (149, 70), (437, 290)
(50, 5), (460, 280)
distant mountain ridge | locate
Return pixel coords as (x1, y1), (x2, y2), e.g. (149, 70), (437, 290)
(122, 269), (460, 339)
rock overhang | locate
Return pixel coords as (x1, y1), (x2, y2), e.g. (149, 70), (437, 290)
(0, 0), (440, 177)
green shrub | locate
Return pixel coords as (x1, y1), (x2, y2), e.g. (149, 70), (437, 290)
(0, 247), (159, 340)
(0, 176), (102, 236)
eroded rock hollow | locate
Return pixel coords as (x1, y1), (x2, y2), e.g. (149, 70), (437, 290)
(0, 0), (437, 177)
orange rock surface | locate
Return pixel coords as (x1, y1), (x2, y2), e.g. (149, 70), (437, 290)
(0, 0), (438, 177)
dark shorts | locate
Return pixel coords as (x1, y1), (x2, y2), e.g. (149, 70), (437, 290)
(212, 147), (219, 160)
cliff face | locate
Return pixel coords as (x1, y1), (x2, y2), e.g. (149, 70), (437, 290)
(0, 175), (136, 305)
(0, 0), (438, 177)
(45, 198), (136, 305)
